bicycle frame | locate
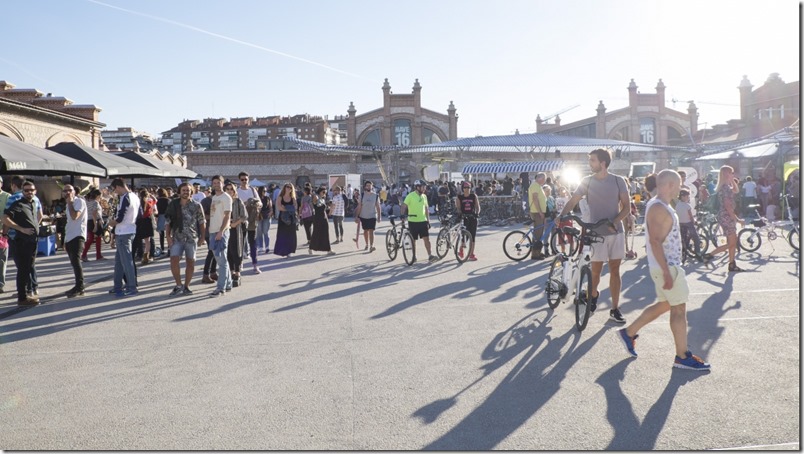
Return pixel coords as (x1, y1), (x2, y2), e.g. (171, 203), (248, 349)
(555, 237), (593, 308)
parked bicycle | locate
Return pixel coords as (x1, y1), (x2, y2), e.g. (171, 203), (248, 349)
(386, 214), (416, 265)
(545, 215), (612, 332)
(502, 220), (555, 261)
(435, 214), (475, 263)
(737, 194), (800, 253)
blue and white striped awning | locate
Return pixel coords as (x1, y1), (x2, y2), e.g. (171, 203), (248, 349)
(461, 160), (564, 174)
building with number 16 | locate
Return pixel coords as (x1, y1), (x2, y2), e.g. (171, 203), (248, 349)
(347, 78), (458, 147)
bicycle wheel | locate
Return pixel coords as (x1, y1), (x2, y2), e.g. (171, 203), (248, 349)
(435, 228), (450, 259)
(546, 254), (566, 309)
(455, 228), (473, 263)
(575, 266), (593, 332)
(788, 227), (799, 250)
(401, 231), (416, 266)
(737, 228), (761, 252)
(385, 230), (398, 261)
(502, 230), (532, 261)
(709, 222), (728, 249)
(550, 228), (579, 257)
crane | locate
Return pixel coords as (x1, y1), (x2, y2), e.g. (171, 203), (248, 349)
(537, 104), (580, 123)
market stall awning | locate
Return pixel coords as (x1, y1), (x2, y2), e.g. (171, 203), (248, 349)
(695, 142), (779, 161)
(47, 142), (157, 178)
(114, 151), (198, 178)
(461, 160), (565, 174)
(404, 133), (685, 154)
(0, 135), (106, 177)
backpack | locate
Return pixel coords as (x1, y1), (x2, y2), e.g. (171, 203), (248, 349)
(300, 198), (313, 219)
(704, 189), (721, 213)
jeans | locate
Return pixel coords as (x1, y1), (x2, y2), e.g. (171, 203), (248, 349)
(12, 238), (36, 301)
(211, 230), (231, 291)
(247, 230), (258, 265)
(0, 246), (7, 289)
(65, 236), (85, 290)
(257, 218), (272, 251)
(113, 233), (137, 292)
(333, 215), (344, 239)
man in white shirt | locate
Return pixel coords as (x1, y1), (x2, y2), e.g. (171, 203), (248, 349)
(191, 183), (206, 203)
(62, 184), (87, 298)
(742, 176), (757, 216)
(208, 175), (232, 297)
(108, 179), (140, 297)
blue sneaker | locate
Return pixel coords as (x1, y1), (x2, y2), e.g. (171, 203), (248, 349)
(673, 351), (710, 371)
(618, 328), (638, 357)
(124, 289), (139, 296)
(114, 290), (126, 297)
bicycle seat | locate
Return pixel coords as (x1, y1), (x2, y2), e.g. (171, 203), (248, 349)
(561, 226), (581, 237)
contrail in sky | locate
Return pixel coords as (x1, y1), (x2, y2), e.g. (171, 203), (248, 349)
(86, 0), (369, 80)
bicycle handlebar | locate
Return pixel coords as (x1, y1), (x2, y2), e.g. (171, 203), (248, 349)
(560, 214), (614, 232)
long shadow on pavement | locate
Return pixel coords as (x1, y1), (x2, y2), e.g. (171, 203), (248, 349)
(417, 323), (610, 450)
(595, 359), (710, 450)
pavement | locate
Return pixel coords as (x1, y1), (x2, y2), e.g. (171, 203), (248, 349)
(0, 220), (800, 450)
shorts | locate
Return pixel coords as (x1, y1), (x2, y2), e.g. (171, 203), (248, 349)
(170, 240), (198, 261)
(359, 217), (377, 230)
(649, 265), (689, 306)
(590, 232), (626, 262)
(408, 221), (429, 240)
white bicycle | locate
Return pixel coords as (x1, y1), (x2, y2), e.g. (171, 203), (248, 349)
(435, 214), (475, 263)
(545, 215), (612, 332)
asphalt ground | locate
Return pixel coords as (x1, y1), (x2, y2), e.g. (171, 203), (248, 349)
(0, 219), (800, 450)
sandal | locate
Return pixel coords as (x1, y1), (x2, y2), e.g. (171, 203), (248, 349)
(728, 262), (744, 272)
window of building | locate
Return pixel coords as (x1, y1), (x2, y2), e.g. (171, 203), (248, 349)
(393, 119), (412, 146)
(666, 126), (683, 142)
(780, 104), (785, 119)
(768, 107), (773, 119)
(362, 129), (381, 147)
(423, 128), (442, 144)
(757, 108), (762, 120)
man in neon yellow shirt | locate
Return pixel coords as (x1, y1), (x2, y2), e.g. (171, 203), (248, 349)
(402, 180), (437, 263)
(528, 172), (547, 260)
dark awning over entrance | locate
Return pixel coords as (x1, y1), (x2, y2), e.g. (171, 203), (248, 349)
(47, 142), (157, 177)
(0, 135), (106, 177)
(114, 151), (197, 178)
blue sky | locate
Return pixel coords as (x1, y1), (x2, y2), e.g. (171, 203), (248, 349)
(1, 0), (799, 139)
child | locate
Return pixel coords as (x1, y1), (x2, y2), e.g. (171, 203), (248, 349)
(676, 189), (703, 261)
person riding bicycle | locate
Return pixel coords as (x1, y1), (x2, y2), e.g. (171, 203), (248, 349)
(456, 181), (480, 261)
(402, 180), (437, 263)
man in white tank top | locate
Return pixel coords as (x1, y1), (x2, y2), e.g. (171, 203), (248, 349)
(616, 169), (710, 371)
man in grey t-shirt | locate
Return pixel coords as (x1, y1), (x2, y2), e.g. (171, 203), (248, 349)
(558, 148), (631, 324)
(354, 181), (381, 252)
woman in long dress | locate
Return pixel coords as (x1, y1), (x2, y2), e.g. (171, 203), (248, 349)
(274, 183), (298, 258)
(309, 186), (334, 255)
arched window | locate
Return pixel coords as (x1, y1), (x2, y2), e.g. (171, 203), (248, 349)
(423, 127), (442, 144)
(361, 129), (381, 147)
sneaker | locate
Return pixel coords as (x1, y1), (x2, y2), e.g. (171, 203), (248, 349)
(169, 285), (184, 296)
(590, 294), (598, 313)
(369, 246), (376, 252)
(364, 245), (369, 251)
(673, 351), (711, 371)
(210, 288), (225, 297)
(81, 256), (89, 262)
(468, 254), (478, 261)
(123, 289), (138, 297)
(618, 328), (638, 357)
(182, 286), (193, 295)
(201, 275), (215, 284)
(428, 254), (438, 263)
(609, 308), (626, 324)
(210, 273), (218, 281)
(17, 296), (39, 306)
(66, 287), (85, 298)
(253, 265), (262, 274)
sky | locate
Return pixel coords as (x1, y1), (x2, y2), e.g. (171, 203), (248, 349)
(1, 0), (800, 140)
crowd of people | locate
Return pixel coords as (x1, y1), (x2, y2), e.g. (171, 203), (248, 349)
(5, 148), (801, 372)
